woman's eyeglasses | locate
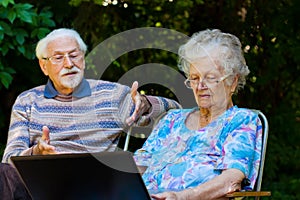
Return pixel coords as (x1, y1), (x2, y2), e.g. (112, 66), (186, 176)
(184, 74), (230, 89)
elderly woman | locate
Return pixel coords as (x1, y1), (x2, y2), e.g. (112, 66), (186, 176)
(134, 29), (262, 200)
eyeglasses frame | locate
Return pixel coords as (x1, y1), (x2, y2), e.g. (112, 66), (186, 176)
(184, 74), (231, 89)
(42, 51), (83, 65)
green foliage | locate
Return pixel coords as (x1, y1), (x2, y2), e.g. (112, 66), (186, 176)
(0, 0), (55, 89)
(0, 0), (14, 7)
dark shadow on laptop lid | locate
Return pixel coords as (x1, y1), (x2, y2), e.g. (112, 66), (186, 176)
(11, 151), (151, 200)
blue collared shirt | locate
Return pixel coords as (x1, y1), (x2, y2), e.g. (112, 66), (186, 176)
(44, 78), (91, 98)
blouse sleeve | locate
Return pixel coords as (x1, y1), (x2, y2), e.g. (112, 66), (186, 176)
(216, 109), (263, 188)
(133, 110), (175, 166)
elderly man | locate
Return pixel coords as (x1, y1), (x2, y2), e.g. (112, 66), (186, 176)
(0, 28), (180, 199)
(2, 28), (180, 161)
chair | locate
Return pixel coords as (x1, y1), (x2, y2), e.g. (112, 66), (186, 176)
(123, 111), (168, 151)
(123, 109), (271, 199)
(123, 125), (153, 151)
(225, 109), (271, 199)
(123, 112), (168, 151)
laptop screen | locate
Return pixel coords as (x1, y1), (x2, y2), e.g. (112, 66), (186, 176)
(11, 151), (151, 200)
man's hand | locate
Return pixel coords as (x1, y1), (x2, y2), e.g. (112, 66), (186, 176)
(32, 126), (57, 155)
(126, 81), (151, 126)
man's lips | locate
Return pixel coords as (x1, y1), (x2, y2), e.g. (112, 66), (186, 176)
(62, 71), (78, 76)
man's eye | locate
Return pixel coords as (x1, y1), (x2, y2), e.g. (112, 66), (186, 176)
(53, 55), (64, 60)
(70, 53), (80, 58)
(70, 55), (78, 59)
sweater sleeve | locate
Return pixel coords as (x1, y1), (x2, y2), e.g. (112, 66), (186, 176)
(117, 83), (181, 128)
(2, 95), (33, 163)
(144, 95), (182, 119)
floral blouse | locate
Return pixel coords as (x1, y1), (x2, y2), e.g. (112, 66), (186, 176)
(134, 106), (262, 192)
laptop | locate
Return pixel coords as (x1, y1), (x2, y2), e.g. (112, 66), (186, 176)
(11, 151), (152, 200)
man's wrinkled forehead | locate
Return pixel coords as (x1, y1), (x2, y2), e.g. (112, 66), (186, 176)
(46, 36), (79, 54)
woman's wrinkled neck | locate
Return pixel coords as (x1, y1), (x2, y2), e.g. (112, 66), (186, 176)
(198, 101), (233, 128)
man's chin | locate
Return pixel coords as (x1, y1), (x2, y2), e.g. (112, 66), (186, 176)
(61, 76), (82, 89)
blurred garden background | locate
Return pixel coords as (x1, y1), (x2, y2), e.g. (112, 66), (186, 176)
(0, 0), (299, 199)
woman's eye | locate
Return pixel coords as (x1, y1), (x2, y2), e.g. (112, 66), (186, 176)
(206, 76), (216, 80)
(190, 77), (199, 81)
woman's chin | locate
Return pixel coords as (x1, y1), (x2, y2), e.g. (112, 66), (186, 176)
(197, 101), (212, 109)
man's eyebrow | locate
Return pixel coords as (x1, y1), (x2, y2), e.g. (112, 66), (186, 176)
(52, 48), (79, 54)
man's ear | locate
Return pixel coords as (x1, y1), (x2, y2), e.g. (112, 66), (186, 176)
(82, 59), (86, 70)
(39, 59), (48, 76)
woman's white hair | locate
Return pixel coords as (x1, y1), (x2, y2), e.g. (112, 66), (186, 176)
(35, 28), (87, 59)
(178, 29), (250, 93)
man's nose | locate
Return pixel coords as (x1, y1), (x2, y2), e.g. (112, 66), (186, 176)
(63, 55), (73, 68)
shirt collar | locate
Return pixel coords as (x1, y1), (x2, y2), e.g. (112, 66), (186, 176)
(44, 78), (91, 98)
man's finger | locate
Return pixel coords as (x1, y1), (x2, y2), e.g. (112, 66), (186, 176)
(130, 81), (139, 103)
(41, 126), (50, 142)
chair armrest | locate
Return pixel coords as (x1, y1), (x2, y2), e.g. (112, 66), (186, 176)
(225, 191), (271, 197)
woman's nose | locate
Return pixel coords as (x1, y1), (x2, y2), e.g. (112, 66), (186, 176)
(196, 79), (208, 90)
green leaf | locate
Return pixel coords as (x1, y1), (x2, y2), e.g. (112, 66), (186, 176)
(0, 61), (3, 70)
(0, 71), (13, 89)
(14, 3), (33, 10)
(7, 9), (17, 23)
(14, 4), (34, 24)
(0, 21), (13, 36)
(17, 10), (33, 23)
(7, 42), (14, 49)
(4, 67), (16, 74)
(31, 27), (51, 39)
(39, 9), (53, 18)
(16, 34), (25, 45)
(0, 31), (4, 40)
(15, 29), (28, 45)
(17, 45), (25, 54)
(38, 9), (55, 27)
(0, 45), (9, 56)
(0, 0), (15, 8)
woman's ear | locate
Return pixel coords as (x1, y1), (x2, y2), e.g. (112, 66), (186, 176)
(231, 75), (239, 93)
(39, 59), (49, 76)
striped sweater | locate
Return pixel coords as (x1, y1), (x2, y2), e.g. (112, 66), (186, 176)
(2, 79), (180, 163)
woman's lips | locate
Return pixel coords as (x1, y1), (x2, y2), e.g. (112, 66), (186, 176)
(199, 94), (210, 98)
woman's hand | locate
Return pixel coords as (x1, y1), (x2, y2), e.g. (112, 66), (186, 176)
(151, 190), (191, 200)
